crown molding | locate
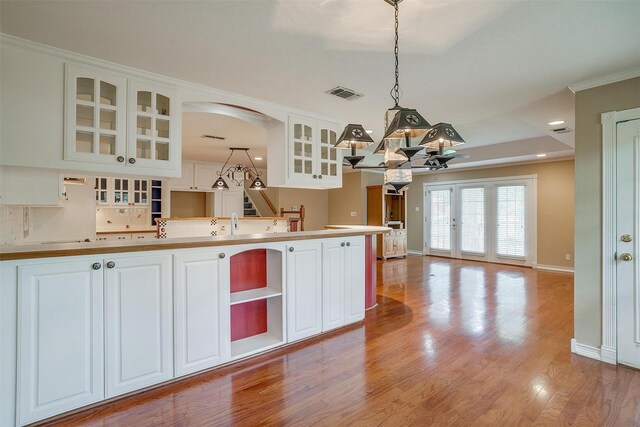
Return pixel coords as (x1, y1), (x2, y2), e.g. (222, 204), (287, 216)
(568, 66), (640, 93)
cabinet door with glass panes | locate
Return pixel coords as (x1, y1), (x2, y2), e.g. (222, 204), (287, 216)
(127, 80), (180, 171)
(113, 178), (149, 206)
(317, 121), (342, 187)
(288, 115), (317, 185)
(65, 64), (127, 165)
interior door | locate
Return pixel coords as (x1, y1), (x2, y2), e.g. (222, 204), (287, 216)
(616, 118), (640, 368)
(424, 186), (455, 257)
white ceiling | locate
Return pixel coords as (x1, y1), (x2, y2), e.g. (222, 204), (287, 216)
(2, 0), (640, 167)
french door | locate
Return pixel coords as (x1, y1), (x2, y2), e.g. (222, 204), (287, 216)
(424, 178), (536, 266)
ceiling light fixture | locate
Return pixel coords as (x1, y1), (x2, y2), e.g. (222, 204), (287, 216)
(212, 148), (266, 191)
(254, 157), (263, 161)
(536, 153), (547, 158)
(547, 120), (565, 126)
(334, 0), (466, 192)
(366, 129), (373, 134)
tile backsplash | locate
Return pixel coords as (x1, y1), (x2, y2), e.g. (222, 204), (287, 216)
(96, 207), (151, 231)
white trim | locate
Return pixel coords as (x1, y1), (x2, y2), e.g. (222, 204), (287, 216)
(571, 339), (602, 361)
(569, 67), (640, 93)
(534, 264), (574, 274)
(407, 250), (424, 256)
(422, 174), (537, 187)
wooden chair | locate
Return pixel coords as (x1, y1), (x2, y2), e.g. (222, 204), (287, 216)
(280, 205), (305, 231)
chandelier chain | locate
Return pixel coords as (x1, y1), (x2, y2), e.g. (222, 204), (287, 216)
(390, 0), (400, 106)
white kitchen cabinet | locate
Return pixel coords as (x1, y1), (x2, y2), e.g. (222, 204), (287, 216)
(322, 238), (346, 331)
(64, 63), (127, 166)
(288, 115), (342, 188)
(286, 241), (323, 342)
(94, 177), (149, 206)
(174, 251), (230, 377)
(17, 260), (104, 425)
(322, 236), (366, 331)
(171, 162), (218, 191)
(127, 79), (180, 172)
(344, 236), (366, 324)
(104, 254), (173, 398)
(0, 166), (65, 206)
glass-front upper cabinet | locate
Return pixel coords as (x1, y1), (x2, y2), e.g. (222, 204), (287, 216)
(289, 115), (317, 185)
(317, 121), (342, 186)
(65, 64), (127, 165)
(127, 80), (180, 171)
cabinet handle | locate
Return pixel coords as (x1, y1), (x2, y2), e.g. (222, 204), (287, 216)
(117, 156), (125, 163)
(313, 175), (317, 179)
(319, 175), (323, 179)
(289, 247), (294, 252)
(128, 158), (136, 164)
(341, 242), (345, 247)
(92, 262), (102, 270)
(106, 261), (115, 269)
(346, 242), (351, 246)
(219, 253), (225, 259)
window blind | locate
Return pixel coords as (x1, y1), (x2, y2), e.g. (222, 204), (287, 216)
(430, 189), (451, 251)
(496, 185), (526, 257)
(460, 187), (485, 253)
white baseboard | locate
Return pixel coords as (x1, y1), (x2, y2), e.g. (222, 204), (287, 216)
(535, 264), (574, 274)
(571, 338), (611, 363)
(600, 346), (617, 364)
(407, 250), (424, 256)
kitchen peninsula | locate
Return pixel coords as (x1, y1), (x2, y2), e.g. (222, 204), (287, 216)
(0, 225), (388, 426)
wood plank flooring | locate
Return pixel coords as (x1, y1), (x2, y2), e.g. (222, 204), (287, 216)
(46, 256), (640, 426)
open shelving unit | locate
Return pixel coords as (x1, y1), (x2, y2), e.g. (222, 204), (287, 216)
(367, 185), (408, 259)
(151, 180), (162, 226)
(229, 248), (284, 359)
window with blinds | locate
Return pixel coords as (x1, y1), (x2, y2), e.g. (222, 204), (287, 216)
(460, 187), (485, 253)
(496, 185), (526, 257)
(430, 189), (451, 251)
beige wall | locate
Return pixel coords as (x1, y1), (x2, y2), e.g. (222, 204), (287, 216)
(328, 172), (362, 225)
(278, 187), (328, 231)
(574, 77), (640, 348)
(170, 191), (206, 218)
(406, 160), (575, 268)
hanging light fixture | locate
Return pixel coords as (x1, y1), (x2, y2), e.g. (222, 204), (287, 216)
(335, 0), (467, 192)
(212, 148), (267, 190)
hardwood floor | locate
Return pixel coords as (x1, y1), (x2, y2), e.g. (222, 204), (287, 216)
(47, 256), (640, 426)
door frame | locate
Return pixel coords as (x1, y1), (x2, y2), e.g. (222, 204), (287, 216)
(601, 107), (640, 364)
(422, 175), (537, 267)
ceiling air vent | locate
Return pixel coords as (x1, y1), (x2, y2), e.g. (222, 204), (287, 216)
(552, 127), (572, 134)
(325, 86), (364, 101)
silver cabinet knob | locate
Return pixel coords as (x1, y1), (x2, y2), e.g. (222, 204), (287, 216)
(219, 253), (225, 259)
(341, 242), (345, 247)
(128, 158), (136, 164)
(92, 262), (102, 270)
(346, 242), (351, 246)
(289, 247), (294, 252)
(319, 175), (323, 179)
(117, 156), (125, 163)
(106, 261), (116, 269)
(621, 234), (633, 242)
(313, 175), (317, 179)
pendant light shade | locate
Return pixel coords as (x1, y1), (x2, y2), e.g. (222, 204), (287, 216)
(373, 108), (431, 153)
(212, 176), (229, 190)
(383, 167), (412, 193)
(248, 177), (266, 190)
(419, 122), (465, 150)
(334, 124), (375, 150)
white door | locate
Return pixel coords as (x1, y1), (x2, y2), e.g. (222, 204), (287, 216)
(344, 236), (366, 324)
(286, 241), (322, 342)
(616, 118), (640, 368)
(425, 186), (455, 257)
(174, 251), (230, 377)
(322, 238), (345, 331)
(105, 254), (173, 397)
(18, 260), (104, 425)
(222, 191), (244, 217)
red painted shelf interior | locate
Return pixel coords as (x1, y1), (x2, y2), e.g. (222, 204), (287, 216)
(230, 249), (268, 341)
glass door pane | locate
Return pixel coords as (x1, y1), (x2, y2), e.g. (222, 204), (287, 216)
(496, 185), (526, 257)
(429, 189), (451, 251)
(460, 187), (485, 254)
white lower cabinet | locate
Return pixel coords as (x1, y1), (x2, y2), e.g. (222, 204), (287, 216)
(322, 236), (366, 332)
(17, 260), (104, 426)
(286, 241), (323, 342)
(104, 254), (173, 398)
(174, 251), (230, 377)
